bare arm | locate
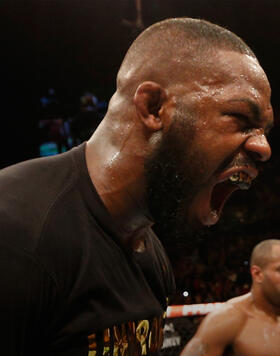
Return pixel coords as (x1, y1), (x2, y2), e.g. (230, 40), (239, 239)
(180, 304), (245, 356)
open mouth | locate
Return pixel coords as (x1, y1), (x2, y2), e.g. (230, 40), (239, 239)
(209, 169), (256, 224)
(188, 166), (257, 227)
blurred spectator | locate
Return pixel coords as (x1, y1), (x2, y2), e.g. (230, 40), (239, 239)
(69, 92), (105, 145)
(170, 232), (273, 306)
(38, 89), (108, 156)
(40, 88), (61, 116)
(38, 119), (69, 156)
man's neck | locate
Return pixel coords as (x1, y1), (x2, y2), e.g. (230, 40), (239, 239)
(85, 130), (153, 250)
(251, 288), (280, 321)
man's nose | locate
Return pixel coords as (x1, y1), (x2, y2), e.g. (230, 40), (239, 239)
(244, 129), (272, 162)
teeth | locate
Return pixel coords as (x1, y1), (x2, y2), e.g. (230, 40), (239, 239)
(229, 172), (252, 188)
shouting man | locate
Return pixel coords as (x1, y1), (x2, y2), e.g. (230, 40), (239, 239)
(0, 17), (273, 355)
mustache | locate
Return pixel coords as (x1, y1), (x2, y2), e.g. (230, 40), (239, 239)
(220, 152), (258, 172)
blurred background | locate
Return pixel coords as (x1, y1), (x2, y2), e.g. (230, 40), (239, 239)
(1, 0), (280, 353)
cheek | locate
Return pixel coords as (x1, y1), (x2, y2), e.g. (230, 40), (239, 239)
(188, 133), (227, 177)
(198, 131), (246, 170)
(265, 273), (280, 290)
(273, 274), (280, 286)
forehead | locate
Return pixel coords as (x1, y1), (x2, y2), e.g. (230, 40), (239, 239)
(184, 49), (271, 100)
(211, 50), (268, 85)
(171, 49), (273, 124)
(271, 245), (280, 260)
(265, 245), (280, 267)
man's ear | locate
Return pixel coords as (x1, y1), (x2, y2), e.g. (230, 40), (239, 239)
(251, 265), (263, 283)
(133, 81), (167, 131)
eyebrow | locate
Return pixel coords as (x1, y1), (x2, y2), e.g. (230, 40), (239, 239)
(226, 98), (274, 132)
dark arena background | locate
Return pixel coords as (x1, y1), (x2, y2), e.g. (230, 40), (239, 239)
(1, 0), (280, 354)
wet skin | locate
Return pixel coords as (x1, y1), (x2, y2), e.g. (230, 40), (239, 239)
(164, 50), (273, 228)
(181, 246), (280, 356)
(86, 49), (274, 249)
(180, 293), (280, 356)
(260, 246), (280, 307)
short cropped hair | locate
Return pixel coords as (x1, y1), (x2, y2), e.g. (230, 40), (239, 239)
(139, 17), (256, 58)
(250, 239), (280, 268)
(117, 17), (257, 92)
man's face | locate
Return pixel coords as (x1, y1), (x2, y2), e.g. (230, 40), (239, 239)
(145, 49), (273, 240)
(261, 246), (280, 308)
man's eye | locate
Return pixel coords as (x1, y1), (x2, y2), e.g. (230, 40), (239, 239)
(229, 113), (252, 129)
(230, 113), (248, 121)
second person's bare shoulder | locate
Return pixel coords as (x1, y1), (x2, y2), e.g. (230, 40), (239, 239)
(225, 292), (254, 321)
(195, 293), (252, 344)
(205, 292), (252, 331)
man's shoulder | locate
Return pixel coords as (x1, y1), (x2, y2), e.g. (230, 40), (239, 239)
(0, 147), (84, 253)
(0, 147), (78, 185)
(197, 293), (252, 339)
(181, 294), (252, 356)
(211, 293), (251, 321)
(226, 292), (253, 317)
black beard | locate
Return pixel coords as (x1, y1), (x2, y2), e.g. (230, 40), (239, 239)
(144, 118), (207, 248)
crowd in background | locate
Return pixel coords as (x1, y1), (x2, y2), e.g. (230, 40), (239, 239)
(39, 88), (107, 157)
(161, 232), (277, 356)
(170, 234), (258, 305)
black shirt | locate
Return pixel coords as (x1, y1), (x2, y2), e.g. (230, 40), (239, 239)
(0, 143), (175, 355)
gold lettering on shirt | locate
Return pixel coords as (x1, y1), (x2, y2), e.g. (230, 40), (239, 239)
(103, 328), (111, 356)
(149, 317), (161, 353)
(88, 332), (97, 356)
(88, 314), (165, 356)
(113, 323), (128, 356)
(136, 320), (149, 355)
